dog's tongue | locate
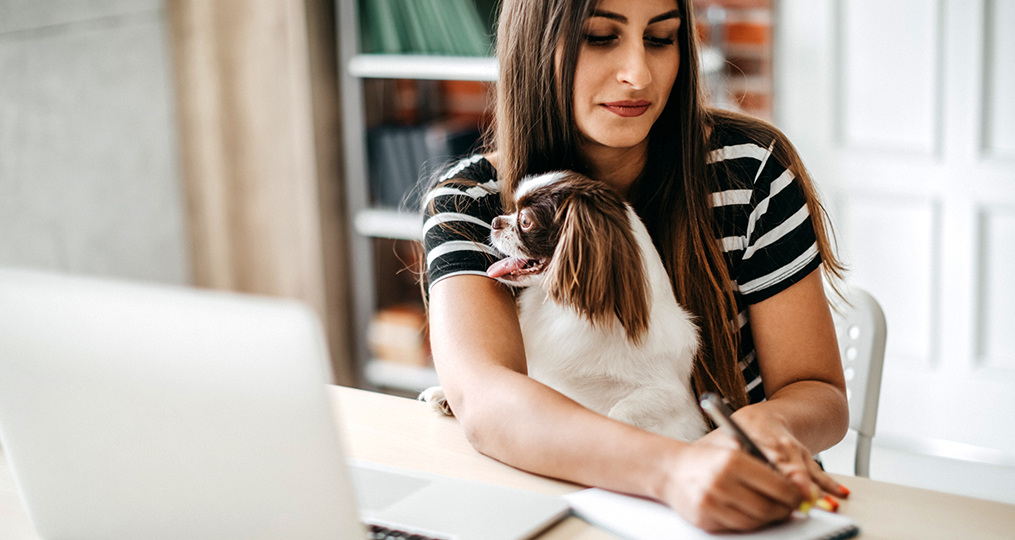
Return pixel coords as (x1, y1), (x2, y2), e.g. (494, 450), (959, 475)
(487, 257), (527, 278)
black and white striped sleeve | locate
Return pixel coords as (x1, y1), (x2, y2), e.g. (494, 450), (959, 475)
(738, 144), (821, 303)
(712, 142), (822, 304)
(421, 156), (504, 292)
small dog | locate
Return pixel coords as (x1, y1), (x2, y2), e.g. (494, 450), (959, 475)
(422, 171), (707, 441)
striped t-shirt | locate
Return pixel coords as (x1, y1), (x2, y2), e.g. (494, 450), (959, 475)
(421, 125), (821, 404)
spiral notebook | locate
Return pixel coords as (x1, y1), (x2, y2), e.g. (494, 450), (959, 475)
(564, 488), (859, 540)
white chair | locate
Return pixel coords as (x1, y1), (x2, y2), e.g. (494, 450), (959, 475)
(828, 287), (887, 477)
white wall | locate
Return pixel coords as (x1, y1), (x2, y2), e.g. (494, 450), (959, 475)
(0, 0), (189, 284)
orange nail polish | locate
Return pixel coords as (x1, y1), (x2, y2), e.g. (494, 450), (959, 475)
(823, 495), (840, 511)
(838, 484), (851, 497)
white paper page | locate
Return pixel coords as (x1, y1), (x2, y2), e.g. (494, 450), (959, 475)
(563, 488), (858, 540)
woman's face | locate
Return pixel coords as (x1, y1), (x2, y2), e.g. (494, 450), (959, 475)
(571, 0), (682, 154)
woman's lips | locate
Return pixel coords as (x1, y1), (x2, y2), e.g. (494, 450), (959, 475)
(602, 100), (651, 117)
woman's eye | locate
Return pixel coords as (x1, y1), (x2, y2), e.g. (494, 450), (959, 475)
(645, 35), (676, 48)
(583, 33), (617, 46)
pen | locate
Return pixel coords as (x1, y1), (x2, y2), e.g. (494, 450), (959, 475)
(699, 393), (773, 468)
(698, 393), (837, 513)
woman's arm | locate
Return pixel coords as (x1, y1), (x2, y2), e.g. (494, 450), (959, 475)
(428, 275), (807, 532)
(429, 275), (674, 490)
(727, 268), (850, 497)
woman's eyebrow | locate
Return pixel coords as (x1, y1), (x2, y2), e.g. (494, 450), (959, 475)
(648, 10), (681, 25)
(589, 10), (682, 25)
(590, 9), (626, 23)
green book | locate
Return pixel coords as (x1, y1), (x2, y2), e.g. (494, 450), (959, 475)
(421, 0), (459, 55)
(361, 0), (403, 53)
(446, 0), (493, 56)
(397, 0), (434, 54)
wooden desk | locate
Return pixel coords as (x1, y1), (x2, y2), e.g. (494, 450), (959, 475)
(332, 386), (1015, 540)
(3, 386), (1014, 539)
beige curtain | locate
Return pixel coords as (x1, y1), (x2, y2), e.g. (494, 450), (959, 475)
(167, 0), (353, 385)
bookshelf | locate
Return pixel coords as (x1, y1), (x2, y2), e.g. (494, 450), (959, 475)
(336, 0), (496, 394)
(353, 208), (422, 241)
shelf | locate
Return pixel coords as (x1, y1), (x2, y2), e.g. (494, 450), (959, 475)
(348, 54), (499, 81)
(364, 359), (440, 392)
(354, 208), (422, 241)
(349, 51), (719, 80)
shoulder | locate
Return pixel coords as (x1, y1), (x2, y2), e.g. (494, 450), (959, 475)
(706, 113), (794, 192)
(707, 116), (777, 167)
(423, 154), (504, 247)
(434, 154), (499, 188)
(425, 155), (501, 210)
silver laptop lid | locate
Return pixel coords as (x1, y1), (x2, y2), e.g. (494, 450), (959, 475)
(0, 268), (364, 540)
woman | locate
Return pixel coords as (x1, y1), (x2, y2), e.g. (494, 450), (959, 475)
(421, 0), (850, 532)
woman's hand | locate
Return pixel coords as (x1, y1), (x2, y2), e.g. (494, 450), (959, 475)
(659, 406), (851, 533)
(726, 405), (850, 500)
(658, 438), (805, 532)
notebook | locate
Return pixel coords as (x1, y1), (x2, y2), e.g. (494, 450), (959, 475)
(564, 488), (859, 540)
(0, 268), (569, 540)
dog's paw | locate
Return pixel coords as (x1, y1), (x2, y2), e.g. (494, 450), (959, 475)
(608, 390), (709, 442)
(418, 386), (454, 416)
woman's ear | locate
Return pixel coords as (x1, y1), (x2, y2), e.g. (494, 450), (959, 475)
(545, 193), (649, 343)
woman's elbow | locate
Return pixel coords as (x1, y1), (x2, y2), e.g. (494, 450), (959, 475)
(441, 373), (527, 457)
(451, 391), (505, 457)
(827, 383), (851, 446)
(832, 385), (848, 432)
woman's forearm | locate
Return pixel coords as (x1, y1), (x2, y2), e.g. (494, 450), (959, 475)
(451, 364), (686, 501)
(732, 379), (848, 454)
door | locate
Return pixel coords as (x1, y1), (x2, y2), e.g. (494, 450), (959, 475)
(776, 0), (1015, 499)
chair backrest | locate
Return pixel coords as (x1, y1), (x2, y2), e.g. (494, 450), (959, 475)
(829, 287), (887, 477)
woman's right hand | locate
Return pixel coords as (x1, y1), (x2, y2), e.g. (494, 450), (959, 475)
(658, 439), (807, 532)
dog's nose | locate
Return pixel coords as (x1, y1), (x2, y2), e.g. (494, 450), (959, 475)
(492, 216), (506, 230)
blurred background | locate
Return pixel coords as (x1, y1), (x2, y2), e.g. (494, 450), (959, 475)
(1, 0), (1013, 505)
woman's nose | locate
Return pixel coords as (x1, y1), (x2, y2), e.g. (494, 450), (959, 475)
(492, 216), (506, 230)
(617, 43), (652, 89)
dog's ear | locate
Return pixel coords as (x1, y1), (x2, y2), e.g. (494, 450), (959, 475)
(544, 191), (650, 343)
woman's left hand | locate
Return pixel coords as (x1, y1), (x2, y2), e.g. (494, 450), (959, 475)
(697, 407), (849, 502)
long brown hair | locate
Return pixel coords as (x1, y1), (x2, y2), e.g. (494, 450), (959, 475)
(487, 0), (845, 409)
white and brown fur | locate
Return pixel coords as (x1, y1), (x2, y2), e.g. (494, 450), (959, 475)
(421, 171), (707, 441)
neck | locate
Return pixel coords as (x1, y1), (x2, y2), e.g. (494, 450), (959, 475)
(580, 139), (648, 199)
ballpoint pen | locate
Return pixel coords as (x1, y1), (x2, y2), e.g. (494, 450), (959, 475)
(699, 392), (772, 466)
(699, 393), (838, 513)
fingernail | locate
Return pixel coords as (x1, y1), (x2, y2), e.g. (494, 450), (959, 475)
(822, 495), (840, 512)
(815, 498), (835, 512)
(838, 484), (851, 497)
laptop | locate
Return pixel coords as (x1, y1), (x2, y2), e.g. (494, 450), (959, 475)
(0, 268), (570, 540)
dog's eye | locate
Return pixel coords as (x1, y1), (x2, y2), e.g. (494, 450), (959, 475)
(518, 210), (534, 231)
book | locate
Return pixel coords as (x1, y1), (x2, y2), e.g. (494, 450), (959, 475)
(367, 121), (482, 209)
(564, 488), (859, 540)
(361, 0), (402, 54)
(367, 304), (430, 366)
